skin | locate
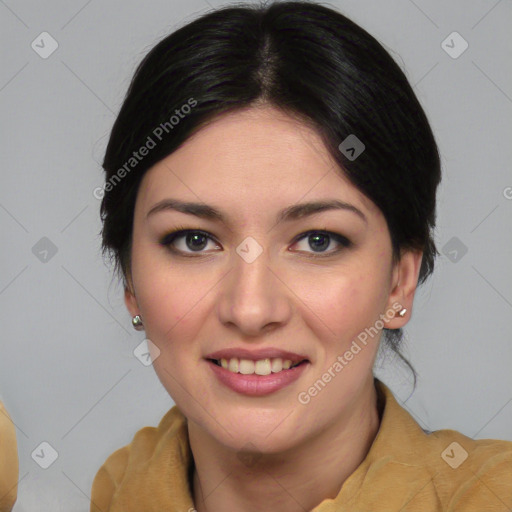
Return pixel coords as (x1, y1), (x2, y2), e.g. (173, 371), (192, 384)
(124, 105), (422, 512)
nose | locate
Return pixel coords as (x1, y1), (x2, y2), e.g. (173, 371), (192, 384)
(217, 245), (292, 337)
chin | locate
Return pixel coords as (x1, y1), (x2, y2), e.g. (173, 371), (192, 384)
(208, 408), (307, 454)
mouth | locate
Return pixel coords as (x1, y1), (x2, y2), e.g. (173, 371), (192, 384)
(206, 355), (310, 396)
(206, 357), (309, 376)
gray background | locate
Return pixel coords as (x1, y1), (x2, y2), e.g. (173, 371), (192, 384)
(1, 0), (511, 510)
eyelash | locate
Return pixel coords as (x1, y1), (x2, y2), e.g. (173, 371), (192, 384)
(159, 225), (352, 259)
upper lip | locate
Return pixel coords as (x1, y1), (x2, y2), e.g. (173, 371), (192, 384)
(205, 348), (309, 365)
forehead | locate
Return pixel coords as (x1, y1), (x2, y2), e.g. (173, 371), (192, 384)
(136, 106), (379, 219)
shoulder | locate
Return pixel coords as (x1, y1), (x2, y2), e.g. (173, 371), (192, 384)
(371, 381), (512, 510)
(425, 428), (512, 509)
(90, 406), (184, 512)
(0, 401), (18, 512)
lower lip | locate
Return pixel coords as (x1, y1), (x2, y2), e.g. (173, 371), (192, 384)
(207, 360), (309, 396)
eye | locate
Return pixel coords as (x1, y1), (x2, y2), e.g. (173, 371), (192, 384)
(160, 229), (220, 256)
(291, 230), (351, 257)
(159, 228), (351, 258)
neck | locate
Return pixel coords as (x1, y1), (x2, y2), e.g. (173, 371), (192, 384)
(189, 377), (381, 512)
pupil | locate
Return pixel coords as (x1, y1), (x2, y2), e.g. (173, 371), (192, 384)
(310, 233), (329, 252)
(187, 233), (207, 251)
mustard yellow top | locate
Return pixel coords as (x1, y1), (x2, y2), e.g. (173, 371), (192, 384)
(0, 401), (18, 512)
(90, 380), (512, 511)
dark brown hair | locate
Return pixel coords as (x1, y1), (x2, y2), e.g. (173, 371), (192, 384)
(99, 1), (442, 385)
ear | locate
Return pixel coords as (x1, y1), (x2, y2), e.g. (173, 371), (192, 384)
(384, 249), (423, 329)
(124, 281), (139, 319)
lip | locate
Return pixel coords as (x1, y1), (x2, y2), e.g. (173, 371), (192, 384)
(204, 347), (309, 365)
(207, 359), (310, 396)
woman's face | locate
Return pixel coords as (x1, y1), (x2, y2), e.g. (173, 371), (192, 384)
(125, 105), (420, 453)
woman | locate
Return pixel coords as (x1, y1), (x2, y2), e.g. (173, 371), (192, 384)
(90, 1), (512, 511)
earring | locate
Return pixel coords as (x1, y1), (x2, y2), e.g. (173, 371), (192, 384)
(132, 315), (144, 331)
(397, 308), (407, 317)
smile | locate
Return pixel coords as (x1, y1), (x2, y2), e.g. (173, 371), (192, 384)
(206, 358), (310, 396)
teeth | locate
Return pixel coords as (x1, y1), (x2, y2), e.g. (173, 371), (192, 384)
(255, 359), (271, 375)
(271, 358), (282, 372)
(217, 357), (301, 375)
(227, 358), (238, 373)
(240, 359), (256, 375)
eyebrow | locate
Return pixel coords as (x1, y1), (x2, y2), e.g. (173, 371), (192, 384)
(146, 198), (367, 224)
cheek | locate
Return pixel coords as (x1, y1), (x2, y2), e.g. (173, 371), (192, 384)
(131, 249), (207, 403)
(130, 241), (202, 342)
(299, 267), (388, 339)
(136, 275), (203, 345)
